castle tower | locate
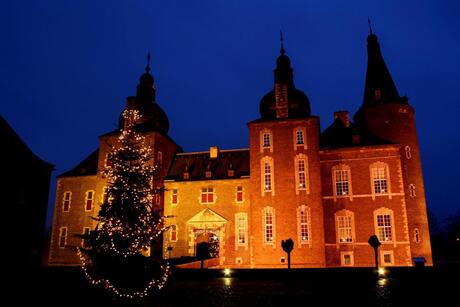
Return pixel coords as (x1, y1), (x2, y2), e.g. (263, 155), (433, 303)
(248, 36), (325, 267)
(354, 31), (433, 265)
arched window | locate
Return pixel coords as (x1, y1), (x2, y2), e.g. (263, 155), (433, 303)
(261, 157), (274, 194)
(409, 184), (416, 197)
(405, 146), (412, 159)
(295, 154), (309, 194)
(235, 212), (248, 247)
(414, 228), (420, 243)
(260, 129), (273, 152)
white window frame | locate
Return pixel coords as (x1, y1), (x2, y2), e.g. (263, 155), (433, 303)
(263, 206), (275, 245)
(297, 205), (311, 245)
(235, 212), (248, 249)
(335, 210), (355, 244)
(409, 184), (416, 197)
(59, 227), (67, 248)
(405, 146), (412, 159)
(332, 164), (352, 199)
(374, 207), (395, 243)
(85, 190), (95, 212)
(200, 187), (216, 204)
(62, 191), (71, 212)
(341, 251), (354, 266)
(294, 154), (309, 194)
(260, 129), (273, 152)
(261, 156), (274, 196)
(381, 250), (394, 266)
(370, 162), (391, 199)
(293, 127), (307, 149)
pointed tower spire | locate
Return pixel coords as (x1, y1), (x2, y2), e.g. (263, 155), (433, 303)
(280, 30), (285, 55)
(362, 29), (407, 107)
(146, 51), (151, 73)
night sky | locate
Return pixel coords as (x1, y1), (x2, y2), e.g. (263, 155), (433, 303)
(1, 1), (459, 228)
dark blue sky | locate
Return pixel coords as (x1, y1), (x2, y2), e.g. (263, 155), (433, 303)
(1, 0), (459, 227)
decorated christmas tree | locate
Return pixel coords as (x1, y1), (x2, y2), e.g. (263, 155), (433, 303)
(78, 108), (170, 299)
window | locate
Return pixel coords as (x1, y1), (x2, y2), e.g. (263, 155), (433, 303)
(405, 146), (412, 159)
(263, 133), (271, 148)
(370, 162), (389, 194)
(297, 205), (311, 244)
(201, 187), (214, 204)
(171, 189), (178, 205)
(170, 225), (177, 242)
(381, 251), (394, 266)
(102, 186), (109, 204)
(59, 227), (67, 248)
(62, 191), (71, 212)
(85, 191), (94, 211)
(295, 154), (308, 193)
(336, 214), (353, 243)
(235, 212), (248, 247)
(341, 251), (354, 266)
(105, 153), (112, 167)
(375, 208), (394, 242)
(81, 227), (90, 248)
(260, 129), (273, 152)
(263, 207), (275, 244)
(375, 89), (381, 100)
(296, 130), (304, 145)
(414, 228), (420, 243)
(334, 167), (350, 196)
(158, 151), (163, 167)
(264, 161), (272, 191)
(409, 184), (416, 197)
(236, 186), (243, 202)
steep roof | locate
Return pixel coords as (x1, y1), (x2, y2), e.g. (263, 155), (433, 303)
(0, 115), (53, 170)
(57, 149), (99, 178)
(166, 149), (249, 181)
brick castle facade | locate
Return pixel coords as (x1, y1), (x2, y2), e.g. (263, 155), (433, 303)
(49, 31), (432, 268)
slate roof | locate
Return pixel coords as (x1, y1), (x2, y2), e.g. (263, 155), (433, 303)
(166, 149), (249, 181)
(57, 149), (99, 178)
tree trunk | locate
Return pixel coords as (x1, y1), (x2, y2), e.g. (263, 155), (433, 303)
(374, 247), (379, 270)
(201, 259), (204, 269)
(287, 252), (291, 270)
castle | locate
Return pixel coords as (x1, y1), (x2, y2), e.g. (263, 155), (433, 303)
(49, 30), (432, 268)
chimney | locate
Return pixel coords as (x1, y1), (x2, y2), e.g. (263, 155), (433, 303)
(334, 111), (350, 127)
(210, 146), (219, 158)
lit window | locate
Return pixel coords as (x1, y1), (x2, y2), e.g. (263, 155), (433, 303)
(295, 154), (308, 193)
(105, 153), (112, 167)
(263, 133), (271, 148)
(59, 227), (67, 248)
(236, 186), (243, 202)
(172, 189), (178, 205)
(409, 184), (416, 197)
(371, 163), (389, 194)
(334, 168), (350, 196)
(405, 146), (412, 159)
(296, 130), (304, 145)
(414, 228), (420, 243)
(297, 205), (310, 244)
(81, 227), (90, 248)
(102, 186), (109, 204)
(85, 191), (94, 211)
(375, 89), (381, 100)
(263, 207), (275, 244)
(336, 214), (353, 243)
(170, 225), (177, 242)
(235, 213), (248, 246)
(62, 191), (71, 212)
(376, 212), (393, 242)
(264, 162), (272, 191)
(201, 187), (214, 204)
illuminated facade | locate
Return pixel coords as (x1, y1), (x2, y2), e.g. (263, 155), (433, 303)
(49, 31), (432, 267)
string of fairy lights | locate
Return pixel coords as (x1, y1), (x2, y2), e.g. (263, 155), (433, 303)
(78, 109), (171, 298)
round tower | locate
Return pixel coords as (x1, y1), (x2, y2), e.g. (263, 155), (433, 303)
(355, 31), (432, 265)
